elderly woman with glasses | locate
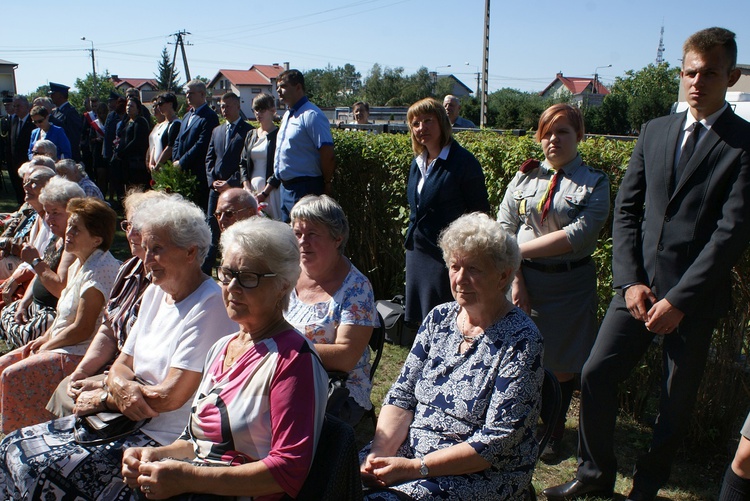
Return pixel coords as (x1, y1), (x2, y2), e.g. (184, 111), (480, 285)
(28, 106), (72, 161)
(361, 212), (543, 500)
(0, 195), (237, 500)
(240, 93), (281, 219)
(285, 194), (379, 426)
(121, 217), (328, 500)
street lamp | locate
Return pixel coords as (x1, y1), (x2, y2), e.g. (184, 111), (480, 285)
(465, 62), (480, 96)
(81, 37), (97, 94)
(593, 64), (612, 94)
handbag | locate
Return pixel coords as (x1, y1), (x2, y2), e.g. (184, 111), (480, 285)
(74, 411), (151, 446)
(326, 370), (350, 417)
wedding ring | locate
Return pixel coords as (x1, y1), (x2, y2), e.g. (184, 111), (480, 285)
(142, 485), (151, 492)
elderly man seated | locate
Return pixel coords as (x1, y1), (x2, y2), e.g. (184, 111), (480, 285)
(55, 159), (104, 199)
(214, 187), (258, 232)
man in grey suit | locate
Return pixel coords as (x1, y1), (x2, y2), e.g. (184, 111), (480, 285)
(173, 79), (219, 211)
(544, 27), (750, 501)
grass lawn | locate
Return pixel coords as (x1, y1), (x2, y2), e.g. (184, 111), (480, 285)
(0, 170), (727, 499)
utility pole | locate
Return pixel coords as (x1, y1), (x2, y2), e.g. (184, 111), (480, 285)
(168, 30), (192, 90)
(81, 37), (97, 94)
(480, 0), (490, 128)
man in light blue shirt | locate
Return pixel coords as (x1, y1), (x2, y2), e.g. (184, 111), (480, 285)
(274, 69), (336, 222)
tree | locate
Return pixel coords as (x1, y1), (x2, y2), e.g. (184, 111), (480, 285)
(363, 64), (407, 106)
(155, 47), (180, 91)
(71, 72), (117, 111)
(607, 63), (679, 134)
(487, 88), (553, 130)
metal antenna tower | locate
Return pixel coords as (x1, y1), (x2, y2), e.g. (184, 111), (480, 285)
(656, 23), (665, 64)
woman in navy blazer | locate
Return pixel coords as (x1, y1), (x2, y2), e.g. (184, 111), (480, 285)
(28, 106), (72, 160)
(404, 98), (490, 328)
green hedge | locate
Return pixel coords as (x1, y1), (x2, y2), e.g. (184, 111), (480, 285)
(331, 129), (750, 453)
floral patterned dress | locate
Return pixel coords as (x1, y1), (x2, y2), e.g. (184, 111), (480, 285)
(362, 302), (543, 500)
(285, 263), (378, 411)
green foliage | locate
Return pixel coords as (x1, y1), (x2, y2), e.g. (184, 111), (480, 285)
(70, 72), (117, 112)
(150, 161), (197, 203)
(486, 88), (556, 130)
(304, 64), (361, 108)
(588, 63), (680, 135)
(155, 47), (181, 91)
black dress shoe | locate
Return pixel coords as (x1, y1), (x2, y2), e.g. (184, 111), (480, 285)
(542, 479), (614, 500)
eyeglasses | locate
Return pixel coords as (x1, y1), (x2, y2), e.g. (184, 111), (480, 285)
(214, 208), (250, 220)
(155, 102), (165, 107)
(120, 220), (131, 231)
(215, 267), (276, 289)
(32, 118), (45, 124)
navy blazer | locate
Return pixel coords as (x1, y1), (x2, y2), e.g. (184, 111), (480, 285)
(52, 101), (82, 161)
(205, 119), (253, 186)
(613, 108), (750, 317)
(173, 105), (220, 183)
(405, 140), (490, 260)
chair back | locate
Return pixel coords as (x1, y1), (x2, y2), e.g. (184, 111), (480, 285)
(292, 414), (363, 501)
(369, 311), (386, 382)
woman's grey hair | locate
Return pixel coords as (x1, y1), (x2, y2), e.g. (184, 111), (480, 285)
(38, 176), (85, 206)
(17, 162), (34, 179)
(220, 217), (301, 311)
(438, 212), (521, 293)
(130, 194), (211, 263)
(29, 155), (56, 170)
(54, 159), (87, 179)
(289, 195), (349, 253)
(33, 139), (58, 160)
(123, 189), (170, 220)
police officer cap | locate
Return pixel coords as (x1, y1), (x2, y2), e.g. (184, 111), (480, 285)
(48, 82), (70, 94)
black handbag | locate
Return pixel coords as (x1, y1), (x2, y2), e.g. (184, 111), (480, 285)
(74, 411), (150, 446)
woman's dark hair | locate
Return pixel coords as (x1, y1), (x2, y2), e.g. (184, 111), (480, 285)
(66, 197), (117, 251)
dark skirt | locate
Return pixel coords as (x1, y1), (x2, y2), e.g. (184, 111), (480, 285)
(521, 259), (598, 373)
(404, 248), (452, 327)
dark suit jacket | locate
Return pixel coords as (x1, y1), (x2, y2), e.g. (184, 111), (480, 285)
(173, 105), (220, 185)
(11, 115), (34, 168)
(52, 101), (82, 161)
(613, 108), (750, 318)
(205, 119), (253, 186)
(405, 140), (490, 260)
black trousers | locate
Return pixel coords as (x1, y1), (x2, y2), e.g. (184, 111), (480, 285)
(576, 294), (716, 494)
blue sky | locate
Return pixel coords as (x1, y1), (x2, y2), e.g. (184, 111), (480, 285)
(2, 0), (750, 96)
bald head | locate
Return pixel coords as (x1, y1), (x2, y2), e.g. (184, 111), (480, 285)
(215, 188), (258, 231)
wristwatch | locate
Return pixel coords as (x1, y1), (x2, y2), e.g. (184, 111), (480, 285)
(31, 257), (43, 269)
(419, 456), (429, 477)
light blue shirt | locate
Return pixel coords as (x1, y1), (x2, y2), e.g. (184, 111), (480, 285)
(273, 96), (333, 181)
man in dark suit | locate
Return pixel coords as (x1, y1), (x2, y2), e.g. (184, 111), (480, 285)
(9, 96), (33, 204)
(173, 79), (219, 211)
(203, 92), (252, 273)
(544, 27), (750, 501)
(49, 82), (82, 161)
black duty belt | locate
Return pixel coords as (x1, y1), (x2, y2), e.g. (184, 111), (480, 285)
(522, 256), (592, 273)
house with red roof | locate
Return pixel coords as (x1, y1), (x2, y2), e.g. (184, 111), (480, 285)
(207, 64), (287, 118)
(110, 76), (160, 103)
(540, 72), (610, 106)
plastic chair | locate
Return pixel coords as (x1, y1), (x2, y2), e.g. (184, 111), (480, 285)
(291, 414), (363, 501)
(527, 368), (562, 500)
